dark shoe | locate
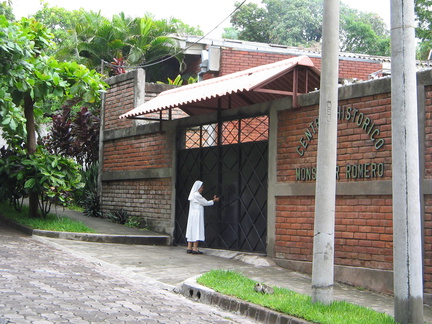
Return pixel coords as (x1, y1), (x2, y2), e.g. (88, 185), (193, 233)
(192, 250), (203, 254)
(187, 250), (192, 254)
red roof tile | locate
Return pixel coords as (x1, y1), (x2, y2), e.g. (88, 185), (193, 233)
(119, 56), (320, 119)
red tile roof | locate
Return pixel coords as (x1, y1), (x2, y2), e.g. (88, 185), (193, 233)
(119, 56), (320, 120)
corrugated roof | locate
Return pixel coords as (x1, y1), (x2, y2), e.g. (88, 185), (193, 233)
(119, 55), (321, 120)
(174, 35), (394, 64)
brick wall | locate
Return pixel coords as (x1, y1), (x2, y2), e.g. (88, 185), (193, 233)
(424, 85), (432, 295)
(101, 178), (172, 233)
(424, 85), (432, 175)
(218, 48), (382, 80)
(103, 133), (172, 172)
(274, 81), (432, 296)
(101, 71), (175, 235)
(425, 196), (432, 293)
(275, 196), (314, 262)
(274, 89), (397, 286)
(104, 77), (135, 132)
(275, 195), (393, 270)
(277, 93), (392, 182)
(334, 195), (393, 270)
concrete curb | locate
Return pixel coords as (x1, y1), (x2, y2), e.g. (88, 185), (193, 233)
(1, 216), (170, 246)
(33, 230), (170, 245)
(180, 276), (312, 324)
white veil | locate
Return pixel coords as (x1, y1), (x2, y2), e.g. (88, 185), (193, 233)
(188, 180), (203, 201)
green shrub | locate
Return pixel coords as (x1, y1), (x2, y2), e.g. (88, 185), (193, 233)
(105, 208), (128, 224)
(125, 215), (144, 228)
(81, 190), (103, 218)
(78, 162), (103, 218)
(0, 146), (84, 217)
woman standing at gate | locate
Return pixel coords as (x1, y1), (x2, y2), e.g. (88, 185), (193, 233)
(186, 180), (219, 254)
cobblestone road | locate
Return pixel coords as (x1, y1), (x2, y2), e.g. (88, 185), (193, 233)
(0, 223), (256, 324)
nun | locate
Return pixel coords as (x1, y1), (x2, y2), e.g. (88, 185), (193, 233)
(185, 180), (219, 254)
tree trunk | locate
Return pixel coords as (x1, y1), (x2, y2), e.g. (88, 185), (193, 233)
(24, 95), (39, 218)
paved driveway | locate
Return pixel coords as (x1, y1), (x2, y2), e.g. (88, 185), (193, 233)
(0, 223), (256, 323)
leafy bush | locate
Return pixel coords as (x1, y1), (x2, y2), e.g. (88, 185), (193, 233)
(0, 147), (27, 211)
(77, 162), (98, 200)
(43, 105), (100, 170)
(21, 149), (84, 217)
(81, 190), (103, 218)
(105, 209), (128, 224)
(125, 215), (145, 228)
(79, 162), (103, 218)
(0, 146), (83, 217)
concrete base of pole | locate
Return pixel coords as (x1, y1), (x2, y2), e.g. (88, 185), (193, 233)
(394, 296), (424, 324)
(311, 286), (333, 305)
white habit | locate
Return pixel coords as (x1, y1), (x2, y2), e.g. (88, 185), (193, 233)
(185, 181), (214, 242)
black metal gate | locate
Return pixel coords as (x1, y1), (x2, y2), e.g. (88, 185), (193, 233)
(174, 117), (268, 253)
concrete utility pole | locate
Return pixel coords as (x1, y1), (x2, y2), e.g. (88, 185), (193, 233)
(390, 0), (424, 322)
(311, 0), (340, 305)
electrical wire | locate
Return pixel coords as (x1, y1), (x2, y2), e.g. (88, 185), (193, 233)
(104, 0), (247, 71)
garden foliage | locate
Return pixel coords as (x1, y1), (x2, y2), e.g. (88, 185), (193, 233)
(0, 15), (105, 217)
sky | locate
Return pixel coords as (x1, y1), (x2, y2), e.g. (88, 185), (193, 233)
(12, 0), (391, 38)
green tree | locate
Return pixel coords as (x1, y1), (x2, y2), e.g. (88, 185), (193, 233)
(415, 0), (432, 59)
(230, 0), (390, 56)
(168, 17), (204, 36)
(0, 16), (105, 217)
(229, 1), (271, 43)
(75, 12), (184, 80)
(222, 26), (239, 39)
(0, 1), (14, 21)
(122, 16), (178, 65)
(339, 8), (390, 56)
(266, 0), (323, 46)
(74, 11), (129, 73)
(32, 2), (87, 62)
(32, 5), (203, 81)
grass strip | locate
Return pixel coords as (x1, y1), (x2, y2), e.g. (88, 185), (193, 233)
(197, 269), (395, 324)
(0, 202), (95, 233)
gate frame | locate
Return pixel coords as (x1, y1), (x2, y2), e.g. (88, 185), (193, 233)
(174, 118), (269, 253)
(166, 97), (289, 249)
